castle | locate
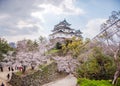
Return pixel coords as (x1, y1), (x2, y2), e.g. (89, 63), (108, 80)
(49, 19), (82, 40)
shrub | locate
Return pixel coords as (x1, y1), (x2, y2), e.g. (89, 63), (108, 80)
(77, 78), (113, 86)
(116, 78), (120, 86)
(77, 47), (116, 80)
(0, 38), (14, 61)
(55, 42), (62, 49)
(45, 49), (59, 55)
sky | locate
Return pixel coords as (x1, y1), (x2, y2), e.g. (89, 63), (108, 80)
(0, 0), (119, 42)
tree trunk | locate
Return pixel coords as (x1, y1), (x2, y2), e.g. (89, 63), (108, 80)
(112, 65), (120, 84)
(112, 50), (120, 84)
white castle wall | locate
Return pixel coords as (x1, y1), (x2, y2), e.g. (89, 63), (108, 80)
(50, 33), (74, 39)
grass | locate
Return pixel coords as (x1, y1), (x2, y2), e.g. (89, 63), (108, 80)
(39, 60), (54, 70)
(15, 68), (36, 76)
(16, 71), (22, 76)
(39, 64), (46, 69)
(77, 78), (113, 86)
(45, 48), (59, 55)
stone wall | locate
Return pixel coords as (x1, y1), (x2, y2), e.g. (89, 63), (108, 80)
(9, 62), (67, 86)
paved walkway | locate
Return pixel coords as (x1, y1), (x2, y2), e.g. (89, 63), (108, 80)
(0, 67), (13, 86)
(42, 74), (77, 86)
(0, 67), (77, 86)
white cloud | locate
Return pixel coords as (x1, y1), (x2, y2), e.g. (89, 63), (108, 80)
(0, 0), (85, 42)
(31, 13), (45, 23)
(0, 14), (10, 19)
(16, 20), (34, 29)
(37, 0), (85, 15)
(4, 35), (36, 43)
(83, 18), (106, 39)
(61, 0), (85, 15)
(31, 0), (85, 26)
(4, 29), (18, 34)
(3, 30), (48, 43)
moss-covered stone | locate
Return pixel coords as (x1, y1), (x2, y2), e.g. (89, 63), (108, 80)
(9, 62), (67, 86)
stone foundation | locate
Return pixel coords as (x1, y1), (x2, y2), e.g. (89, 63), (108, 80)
(9, 62), (67, 86)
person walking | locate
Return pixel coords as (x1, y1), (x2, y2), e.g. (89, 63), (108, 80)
(7, 73), (10, 80)
(1, 82), (4, 86)
(8, 67), (10, 71)
(0, 64), (3, 72)
(11, 67), (14, 71)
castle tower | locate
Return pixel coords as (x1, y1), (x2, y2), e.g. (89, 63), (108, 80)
(49, 19), (82, 40)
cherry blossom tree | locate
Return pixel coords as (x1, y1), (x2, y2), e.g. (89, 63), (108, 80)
(53, 55), (79, 73)
(100, 11), (120, 84)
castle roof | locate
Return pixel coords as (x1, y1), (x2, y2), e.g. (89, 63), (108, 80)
(75, 30), (82, 34)
(56, 19), (71, 26)
(49, 19), (82, 39)
(50, 30), (75, 36)
(52, 19), (74, 32)
(52, 25), (74, 32)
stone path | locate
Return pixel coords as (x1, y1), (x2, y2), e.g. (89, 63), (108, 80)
(0, 67), (77, 86)
(42, 74), (77, 86)
(0, 71), (12, 81)
(0, 67), (13, 86)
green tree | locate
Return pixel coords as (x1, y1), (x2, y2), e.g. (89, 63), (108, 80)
(55, 42), (62, 49)
(62, 37), (83, 57)
(33, 40), (39, 51)
(39, 36), (46, 43)
(27, 40), (39, 52)
(0, 38), (14, 61)
(77, 47), (115, 80)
